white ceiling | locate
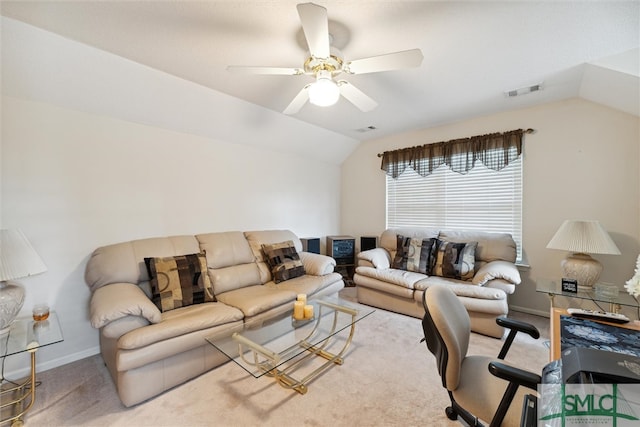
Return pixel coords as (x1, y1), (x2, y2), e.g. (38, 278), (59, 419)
(1, 1), (638, 142)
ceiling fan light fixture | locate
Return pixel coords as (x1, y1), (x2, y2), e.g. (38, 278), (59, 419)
(308, 71), (340, 107)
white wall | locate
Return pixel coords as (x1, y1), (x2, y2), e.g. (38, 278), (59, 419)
(1, 18), (350, 375)
(342, 98), (640, 317)
(1, 95), (343, 375)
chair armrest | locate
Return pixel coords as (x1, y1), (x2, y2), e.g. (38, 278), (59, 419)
(90, 282), (161, 329)
(495, 316), (540, 359)
(488, 361), (541, 391)
(299, 252), (336, 276)
(486, 362), (541, 427)
(356, 248), (390, 269)
(496, 317), (540, 339)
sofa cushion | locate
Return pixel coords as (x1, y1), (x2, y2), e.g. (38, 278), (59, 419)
(415, 276), (506, 300)
(392, 236), (436, 274)
(432, 240), (477, 280)
(244, 229), (303, 284)
(354, 272), (416, 298)
(196, 231), (255, 269)
(216, 285), (296, 317)
(262, 240), (306, 283)
(145, 253), (216, 312)
(415, 288), (509, 316)
(85, 235), (201, 292)
(355, 265), (426, 290)
(207, 263), (263, 295)
(380, 228), (440, 261)
(118, 302), (244, 350)
(265, 272), (343, 296)
(438, 230), (517, 263)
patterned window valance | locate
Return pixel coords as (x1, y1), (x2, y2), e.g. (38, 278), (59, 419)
(380, 128), (532, 178)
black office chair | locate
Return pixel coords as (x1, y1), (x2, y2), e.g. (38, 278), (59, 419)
(421, 285), (542, 427)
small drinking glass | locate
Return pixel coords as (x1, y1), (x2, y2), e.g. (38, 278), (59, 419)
(32, 304), (50, 321)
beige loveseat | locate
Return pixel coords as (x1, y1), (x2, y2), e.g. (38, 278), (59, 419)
(354, 228), (521, 338)
(85, 229), (343, 407)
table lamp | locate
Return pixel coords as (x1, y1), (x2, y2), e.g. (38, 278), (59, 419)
(546, 220), (620, 290)
(0, 229), (47, 335)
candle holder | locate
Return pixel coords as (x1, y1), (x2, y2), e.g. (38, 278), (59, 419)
(292, 294), (316, 327)
(292, 315), (315, 328)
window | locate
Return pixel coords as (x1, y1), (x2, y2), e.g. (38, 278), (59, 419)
(385, 147), (524, 262)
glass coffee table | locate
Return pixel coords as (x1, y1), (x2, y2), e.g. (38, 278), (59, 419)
(205, 295), (374, 394)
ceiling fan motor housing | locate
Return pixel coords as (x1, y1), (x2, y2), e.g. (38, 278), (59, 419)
(304, 46), (344, 77)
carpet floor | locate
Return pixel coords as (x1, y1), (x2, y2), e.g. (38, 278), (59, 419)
(20, 288), (550, 426)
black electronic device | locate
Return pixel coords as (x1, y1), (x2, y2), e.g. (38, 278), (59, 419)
(360, 236), (378, 252)
(520, 394), (537, 427)
(326, 236), (355, 266)
(301, 237), (320, 254)
(561, 347), (640, 384)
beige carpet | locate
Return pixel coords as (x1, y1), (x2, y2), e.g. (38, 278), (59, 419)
(21, 288), (550, 426)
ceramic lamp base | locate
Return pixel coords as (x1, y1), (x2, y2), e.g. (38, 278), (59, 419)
(561, 253), (603, 290)
(0, 280), (26, 333)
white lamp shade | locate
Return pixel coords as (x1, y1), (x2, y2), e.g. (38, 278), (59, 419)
(0, 229), (47, 281)
(308, 70), (340, 107)
(546, 220), (620, 255)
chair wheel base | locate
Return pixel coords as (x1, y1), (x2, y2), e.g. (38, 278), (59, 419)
(445, 406), (458, 420)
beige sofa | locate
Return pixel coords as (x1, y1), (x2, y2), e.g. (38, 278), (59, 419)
(85, 229), (343, 407)
(354, 228), (521, 338)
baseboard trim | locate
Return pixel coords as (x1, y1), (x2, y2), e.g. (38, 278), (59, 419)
(509, 305), (549, 318)
(5, 346), (100, 379)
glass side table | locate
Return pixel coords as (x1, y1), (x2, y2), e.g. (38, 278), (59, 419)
(536, 279), (639, 314)
(0, 312), (63, 427)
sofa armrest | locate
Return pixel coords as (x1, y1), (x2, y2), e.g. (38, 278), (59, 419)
(472, 260), (521, 286)
(90, 282), (162, 329)
(357, 248), (391, 269)
(299, 252), (336, 276)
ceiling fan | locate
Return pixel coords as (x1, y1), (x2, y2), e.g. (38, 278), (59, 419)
(227, 2), (424, 115)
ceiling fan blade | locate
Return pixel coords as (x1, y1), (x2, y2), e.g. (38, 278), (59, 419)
(283, 84), (311, 115)
(346, 49), (424, 74)
(227, 65), (303, 75)
(297, 3), (330, 59)
(338, 81), (378, 112)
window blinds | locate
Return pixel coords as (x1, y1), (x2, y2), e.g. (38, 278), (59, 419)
(386, 158), (523, 261)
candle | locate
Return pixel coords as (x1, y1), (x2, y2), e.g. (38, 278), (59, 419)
(303, 304), (314, 319)
(297, 293), (307, 304)
(293, 301), (305, 320)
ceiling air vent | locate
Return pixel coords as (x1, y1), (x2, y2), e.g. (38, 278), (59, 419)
(505, 82), (543, 97)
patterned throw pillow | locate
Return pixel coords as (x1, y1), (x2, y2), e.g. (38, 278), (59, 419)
(432, 240), (478, 280)
(392, 235), (437, 274)
(145, 252), (216, 312)
(262, 240), (306, 283)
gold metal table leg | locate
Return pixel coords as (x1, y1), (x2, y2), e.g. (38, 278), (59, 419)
(231, 304), (361, 395)
(1, 349), (36, 426)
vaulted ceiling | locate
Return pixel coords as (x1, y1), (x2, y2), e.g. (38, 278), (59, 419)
(2, 1), (638, 142)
